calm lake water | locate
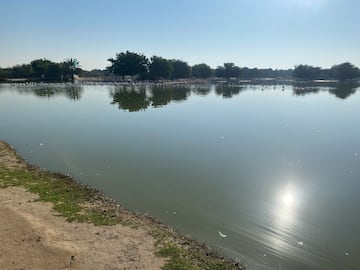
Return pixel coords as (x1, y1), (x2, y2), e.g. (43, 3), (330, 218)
(0, 83), (359, 269)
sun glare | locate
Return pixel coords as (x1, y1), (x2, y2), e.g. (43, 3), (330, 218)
(282, 192), (294, 207)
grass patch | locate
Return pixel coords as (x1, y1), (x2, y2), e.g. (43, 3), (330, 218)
(0, 144), (242, 270)
(157, 245), (197, 270)
(151, 229), (240, 270)
(0, 167), (118, 225)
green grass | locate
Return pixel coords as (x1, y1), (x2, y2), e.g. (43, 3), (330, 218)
(0, 164), (241, 269)
(155, 243), (238, 270)
(157, 244), (197, 270)
(0, 167), (118, 225)
(151, 229), (239, 270)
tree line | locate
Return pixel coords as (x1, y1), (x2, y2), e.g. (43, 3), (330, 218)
(1, 51), (359, 82)
(106, 51), (293, 80)
(0, 58), (80, 82)
(293, 62), (360, 81)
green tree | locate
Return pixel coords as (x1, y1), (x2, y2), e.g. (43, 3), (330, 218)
(64, 58), (79, 71)
(108, 51), (149, 80)
(224, 63), (241, 78)
(192, 63), (213, 78)
(63, 58), (80, 81)
(1, 58), (80, 82)
(30, 59), (68, 81)
(215, 63), (241, 79)
(330, 62), (360, 81)
(47, 63), (63, 81)
(31, 59), (52, 78)
(11, 64), (33, 78)
(149, 56), (173, 80)
(240, 67), (293, 79)
(293, 65), (322, 80)
(215, 66), (226, 78)
(80, 69), (109, 77)
(171, 60), (191, 79)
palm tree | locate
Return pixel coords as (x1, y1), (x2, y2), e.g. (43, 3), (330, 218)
(63, 58), (80, 82)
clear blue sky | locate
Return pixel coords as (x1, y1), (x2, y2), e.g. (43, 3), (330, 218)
(1, 0), (359, 70)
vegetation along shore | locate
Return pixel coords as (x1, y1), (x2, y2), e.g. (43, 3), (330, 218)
(0, 140), (244, 270)
(1, 51), (359, 83)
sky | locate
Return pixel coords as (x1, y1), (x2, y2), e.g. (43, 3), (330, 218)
(0, 0), (359, 70)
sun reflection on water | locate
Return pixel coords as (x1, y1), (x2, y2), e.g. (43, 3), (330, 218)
(270, 183), (301, 251)
(277, 185), (297, 222)
(282, 192), (294, 207)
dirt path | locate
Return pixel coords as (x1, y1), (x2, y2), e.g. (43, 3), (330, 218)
(0, 141), (165, 270)
(0, 186), (164, 270)
(0, 204), (71, 270)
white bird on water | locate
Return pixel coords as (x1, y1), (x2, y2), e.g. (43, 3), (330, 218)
(219, 231), (227, 238)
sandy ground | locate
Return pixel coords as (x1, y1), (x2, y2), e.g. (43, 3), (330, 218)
(0, 142), (165, 270)
(0, 142), (26, 169)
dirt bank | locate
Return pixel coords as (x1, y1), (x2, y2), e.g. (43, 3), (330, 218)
(0, 187), (164, 270)
(0, 142), (164, 270)
(0, 141), (243, 270)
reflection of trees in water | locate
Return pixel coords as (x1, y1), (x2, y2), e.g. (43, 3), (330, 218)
(110, 83), (359, 112)
(150, 87), (173, 107)
(34, 85), (83, 101)
(110, 85), (191, 112)
(215, 85), (243, 98)
(191, 85), (212, 96)
(329, 83), (358, 99)
(169, 87), (191, 102)
(293, 84), (359, 99)
(8, 84), (83, 101)
(33, 87), (56, 98)
(110, 85), (149, 112)
(293, 87), (320, 96)
(64, 85), (83, 101)
(151, 86), (192, 107)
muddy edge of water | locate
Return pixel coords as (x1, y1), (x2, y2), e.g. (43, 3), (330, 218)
(0, 140), (244, 269)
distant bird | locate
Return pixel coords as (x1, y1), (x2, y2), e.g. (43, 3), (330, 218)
(219, 231), (227, 238)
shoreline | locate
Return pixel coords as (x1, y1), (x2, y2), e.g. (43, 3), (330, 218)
(0, 140), (244, 269)
(1, 78), (359, 89)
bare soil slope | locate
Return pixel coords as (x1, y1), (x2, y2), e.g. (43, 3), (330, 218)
(0, 141), (164, 270)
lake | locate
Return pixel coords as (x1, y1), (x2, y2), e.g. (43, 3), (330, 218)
(0, 82), (359, 269)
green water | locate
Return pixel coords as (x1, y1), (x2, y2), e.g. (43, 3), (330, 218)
(0, 83), (359, 269)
